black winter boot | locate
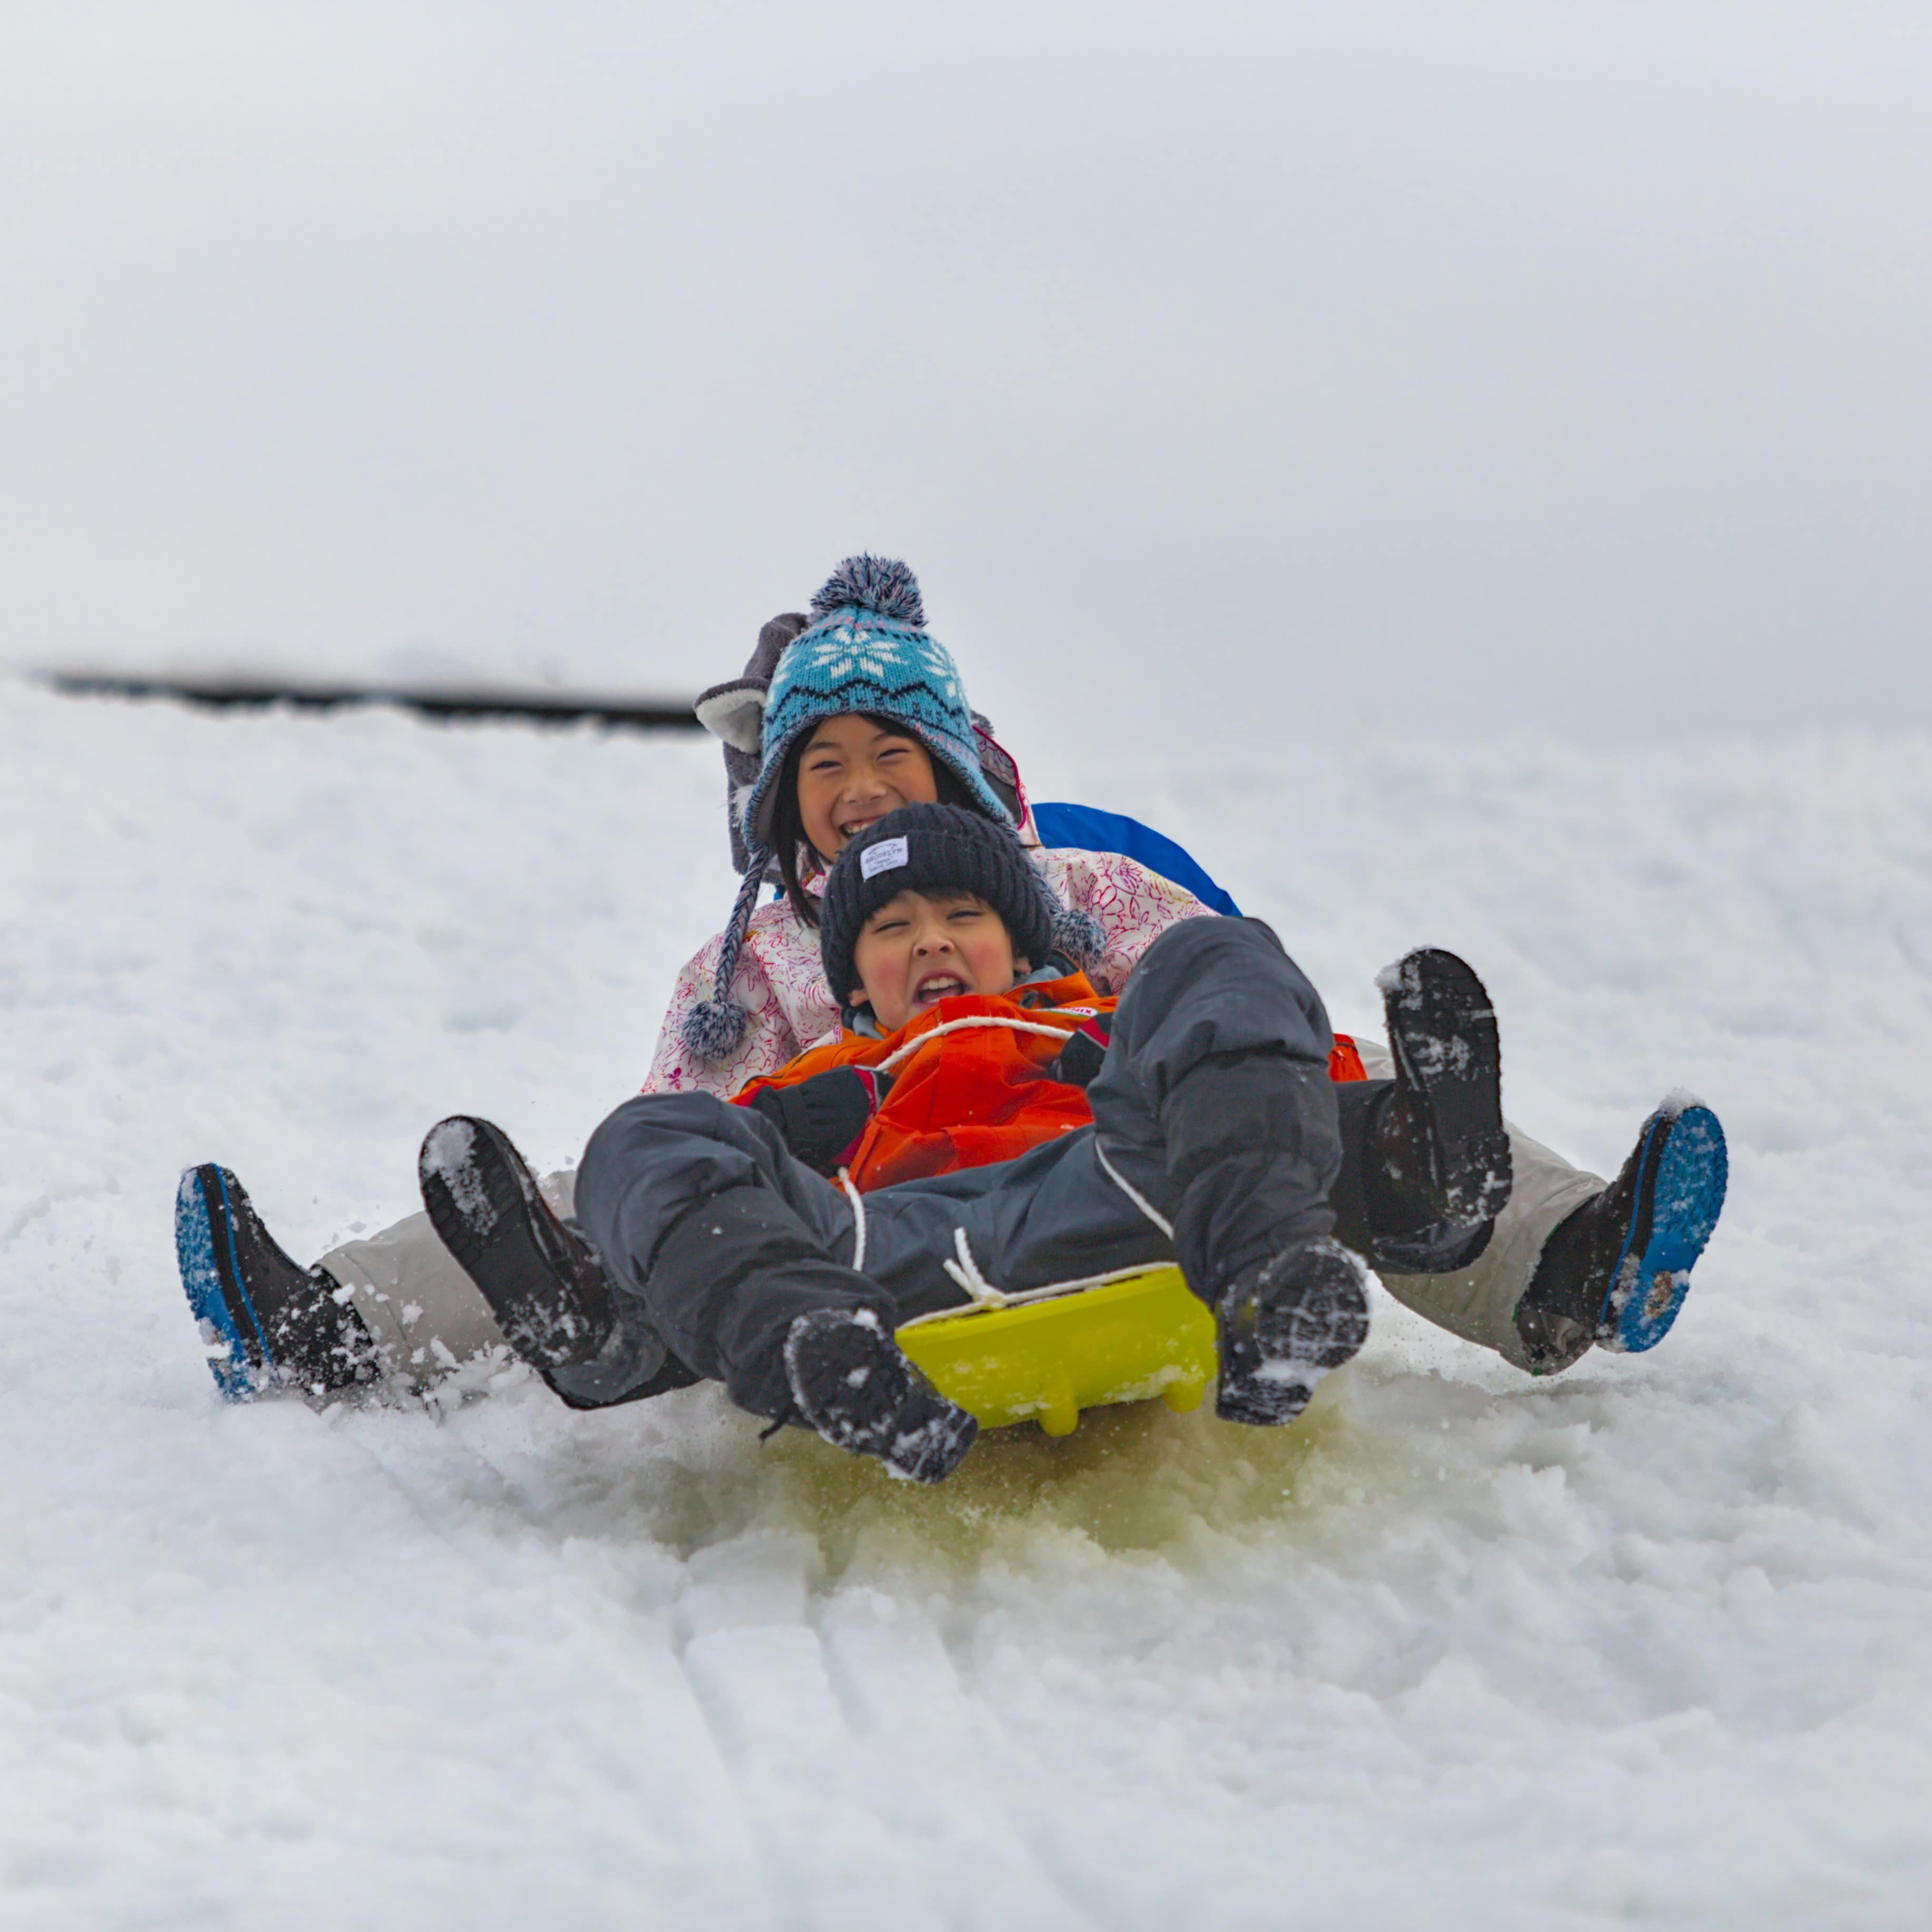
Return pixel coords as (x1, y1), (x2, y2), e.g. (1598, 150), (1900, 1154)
(783, 1308), (978, 1482)
(419, 1117), (617, 1371)
(1372, 948), (1512, 1234)
(1214, 1236), (1371, 1426)
(175, 1165), (377, 1401)
(1514, 1100), (1729, 1373)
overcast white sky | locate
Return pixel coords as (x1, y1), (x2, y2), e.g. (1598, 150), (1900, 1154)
(3, 1), (1927, 747)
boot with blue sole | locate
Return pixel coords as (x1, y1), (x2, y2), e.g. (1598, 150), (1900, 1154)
(176, 1164), (375, 1400)
(1514, 1101), (1729, 1373)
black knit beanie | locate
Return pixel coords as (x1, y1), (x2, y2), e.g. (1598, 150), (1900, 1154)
(820, 803), (1062, 1011)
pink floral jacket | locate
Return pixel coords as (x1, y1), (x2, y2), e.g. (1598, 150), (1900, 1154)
(643, 838), (1211, 1098)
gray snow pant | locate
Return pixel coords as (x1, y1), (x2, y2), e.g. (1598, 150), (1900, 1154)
(570, 917), (1344, 1420)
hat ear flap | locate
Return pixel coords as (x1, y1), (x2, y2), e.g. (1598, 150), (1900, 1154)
(746, 612), (809, 683)
(694, 681), (768, 753)
(971, 715), (1023, 826)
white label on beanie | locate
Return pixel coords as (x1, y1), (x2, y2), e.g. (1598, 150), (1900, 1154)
(860, 836), (909, 879)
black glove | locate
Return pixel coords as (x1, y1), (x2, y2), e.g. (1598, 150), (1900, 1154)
(743, 1065), (893, 1174)
(1046, 1014), (1113, 1089)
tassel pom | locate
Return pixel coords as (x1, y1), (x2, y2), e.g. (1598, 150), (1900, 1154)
(681, 998), (749, 1063)
(1052, 906), (1109, 970)
(683, 853), (770, 1062)
(809, 555), (925, 627)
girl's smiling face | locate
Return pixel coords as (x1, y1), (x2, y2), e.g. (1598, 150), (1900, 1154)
(795, 715), (940, 859)
(850, 890), (1026, 1033)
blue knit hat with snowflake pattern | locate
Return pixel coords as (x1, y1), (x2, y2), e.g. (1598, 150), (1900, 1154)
(679, 555), (1025, 1064)
(738, 556), (1012, 853)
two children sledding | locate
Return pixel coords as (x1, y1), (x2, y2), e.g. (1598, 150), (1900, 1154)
(178, 554), (1729, 1479)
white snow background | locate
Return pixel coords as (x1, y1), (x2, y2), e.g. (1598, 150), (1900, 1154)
(3, 683), (1930, 1929)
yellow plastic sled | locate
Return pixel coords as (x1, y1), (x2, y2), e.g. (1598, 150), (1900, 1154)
(896, 1265), (1216, 1438)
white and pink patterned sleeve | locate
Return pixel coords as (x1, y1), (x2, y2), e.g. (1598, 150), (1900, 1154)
(1033, 847), (1214, 995)
(642, 904), (844, 1098)
(642, 926), (802, 1098)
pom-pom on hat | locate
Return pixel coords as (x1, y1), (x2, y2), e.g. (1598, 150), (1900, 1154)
(819, 803), (1063, 1015)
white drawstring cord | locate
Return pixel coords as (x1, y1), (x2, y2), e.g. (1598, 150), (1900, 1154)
(940, 1226), (1007, 1306)
(837, 1167), (867, 1274)
(906, 1145), (1180, 1333)
(1093, 1137), (1174, 1239)
(848, 1164), (1054, 1317)
(875, 1013), (1081, 1075)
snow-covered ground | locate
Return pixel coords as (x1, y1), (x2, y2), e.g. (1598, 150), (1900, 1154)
(3, 683), (1929, 1929)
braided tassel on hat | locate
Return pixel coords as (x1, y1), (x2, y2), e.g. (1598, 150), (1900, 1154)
(679, 856), (771, 1062)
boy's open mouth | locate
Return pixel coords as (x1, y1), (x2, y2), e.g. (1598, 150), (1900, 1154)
(912, 972), (968, 1003)
(837, 811), (889, 841)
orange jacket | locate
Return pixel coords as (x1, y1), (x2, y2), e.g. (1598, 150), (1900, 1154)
(734, 969), (1367, 1192)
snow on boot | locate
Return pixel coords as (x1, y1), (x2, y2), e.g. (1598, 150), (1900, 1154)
(1514, 1098), (1729, 1373)
(783, 1307), (978, 1483)
(1215, 1236), (1371, 1426)
(175, 1164), (376, 1401)
(418, 1116), (616, 1370)
(1373, 947), (1512, 1232)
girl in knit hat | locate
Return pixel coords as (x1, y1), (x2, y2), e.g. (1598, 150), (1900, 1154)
(663, 553), (1139, 1082)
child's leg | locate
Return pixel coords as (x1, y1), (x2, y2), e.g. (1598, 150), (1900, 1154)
(572, 1094), (978, 1479)
(1074, 915), (1370, 1420)
(1083, 915), (1343, 1277)
(328, 1172), (698, 1404)
(1328, 1082), (1494, 1274)
(322, 1202), (529, 1381)
(576, 1092), (894, 1423)
(1348, 1036), (1604, 1363)
(1371, 1110), (1604, 1369)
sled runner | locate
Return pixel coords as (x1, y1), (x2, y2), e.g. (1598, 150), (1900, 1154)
(896, 1263), (1216, 1436)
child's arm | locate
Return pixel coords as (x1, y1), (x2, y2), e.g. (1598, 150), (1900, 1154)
(1045, 1014), (1113, 1088)
(736, 1065), (894, 1176)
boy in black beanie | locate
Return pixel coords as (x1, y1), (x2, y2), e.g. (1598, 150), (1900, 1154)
(417, 805), (1524, 1484)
